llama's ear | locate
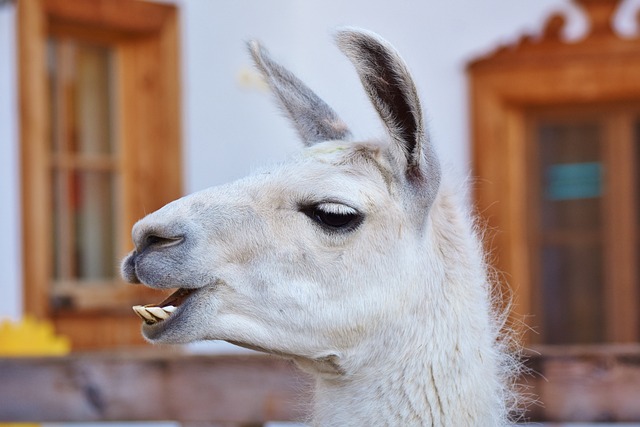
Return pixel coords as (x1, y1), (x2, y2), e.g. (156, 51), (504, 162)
(249, 41), (351, 146)
(335, 29), (440, 199)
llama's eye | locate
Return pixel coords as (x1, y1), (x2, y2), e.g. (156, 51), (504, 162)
(302, 203), (363, 232)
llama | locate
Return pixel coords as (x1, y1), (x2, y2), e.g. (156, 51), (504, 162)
(121, 28), (518, 425)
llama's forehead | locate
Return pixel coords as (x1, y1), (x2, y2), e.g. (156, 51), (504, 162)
(176, 140), (396, 217)
(261, 140), (393, 203)
(202, 142), (390, 209)
(305, 139), (386, 163)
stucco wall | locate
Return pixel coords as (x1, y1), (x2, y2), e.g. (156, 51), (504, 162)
(0, 0), (589, 319)
(0, 4), (20, 320)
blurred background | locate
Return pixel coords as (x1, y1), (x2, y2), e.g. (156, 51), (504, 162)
(1, 0), (640, 425)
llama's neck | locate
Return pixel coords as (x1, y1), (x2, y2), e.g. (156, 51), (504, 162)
(310, 190), (512, 426)
(311, 319), (505, 426)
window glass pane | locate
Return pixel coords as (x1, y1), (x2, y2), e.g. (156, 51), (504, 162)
(52, 170), (74, 280)
(535, 120), (605, 343)
(538, 123), (602, 231)
(52, 170), (116, 281)
(48, 39), (114, 156)
(76, 43), (114, 156)
(541, 245), (605, 344)
(48, 37), (118, 285)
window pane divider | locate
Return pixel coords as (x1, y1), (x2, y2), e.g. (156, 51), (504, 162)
(52, 279), (170, 312)
(50, 153), (119, 171)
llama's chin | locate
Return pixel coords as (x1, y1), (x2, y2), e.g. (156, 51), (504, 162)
(139, 313), (188, 343)
(139, 305), (199, 343)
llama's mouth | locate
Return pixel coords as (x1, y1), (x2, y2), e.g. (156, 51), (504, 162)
(132, 288), (196, 325)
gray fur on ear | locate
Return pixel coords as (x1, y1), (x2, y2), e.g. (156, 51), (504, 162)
(335, 29), (441, 201)
(248, 40), (352, 145)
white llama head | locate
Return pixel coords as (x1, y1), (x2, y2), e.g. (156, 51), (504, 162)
(121, 28), (443, 370)
(121, 30), (519, 425)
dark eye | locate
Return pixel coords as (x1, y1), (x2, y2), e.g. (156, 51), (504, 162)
(302, 203), (363, 232)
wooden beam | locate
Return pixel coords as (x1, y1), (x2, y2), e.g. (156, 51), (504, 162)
(18, 0), (51, 320)
(522, 345), (640, 422)
(1, 348), (640, 423)
(44, 0), (172, 35)
(0, 353), (312, 423)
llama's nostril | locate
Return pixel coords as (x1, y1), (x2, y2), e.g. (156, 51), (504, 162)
(144, 233), (184, 250)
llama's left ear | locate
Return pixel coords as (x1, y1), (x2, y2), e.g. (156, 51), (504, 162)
(335, 29), (441, 203)
(249, 41), (352, 146)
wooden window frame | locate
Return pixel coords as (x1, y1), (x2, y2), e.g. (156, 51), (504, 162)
(468, 0), (640, 344)
(526, 105), (639, 344)
(18, 0), (182, 349)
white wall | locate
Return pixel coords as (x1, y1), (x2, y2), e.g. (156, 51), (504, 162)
(0, 4), (20, 321)
(179, 0), (584, 193)
(0, 0), (591, 319)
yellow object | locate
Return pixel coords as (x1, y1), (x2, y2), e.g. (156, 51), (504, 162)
(0, 318), (66, 427)
(0, 316), (71, 356)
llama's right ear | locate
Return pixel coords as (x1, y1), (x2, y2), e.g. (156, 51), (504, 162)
(248, 41), (351, 146)
(335, 29), (441, 205)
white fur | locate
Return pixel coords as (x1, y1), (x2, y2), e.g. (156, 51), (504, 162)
(121, 29), (518, 426)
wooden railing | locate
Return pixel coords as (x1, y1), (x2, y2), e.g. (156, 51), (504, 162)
(1, 345), (639, 425)
(0, 352), (311, 425)
(519, 344), (640, 423)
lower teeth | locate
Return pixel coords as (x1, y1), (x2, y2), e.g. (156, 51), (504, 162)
(132, 305), (177, 324)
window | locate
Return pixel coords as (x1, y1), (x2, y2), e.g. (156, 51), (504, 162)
(468, 0), (640, 345)
(19, 0), (182, 349)
(527, 108), (639, 344)
(48, 39), (119, 305)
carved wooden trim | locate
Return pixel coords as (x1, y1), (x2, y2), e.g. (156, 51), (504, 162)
(469, 0), (640, 71)
(468, 0), (640, 343)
